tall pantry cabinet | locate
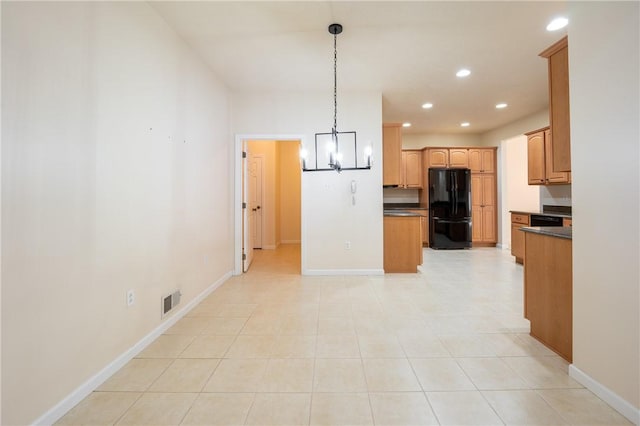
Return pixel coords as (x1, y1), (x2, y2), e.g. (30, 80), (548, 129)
(469, 148), (497, 245)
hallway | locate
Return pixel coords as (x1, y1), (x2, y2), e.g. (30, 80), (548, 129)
(57, 247), (630, 425)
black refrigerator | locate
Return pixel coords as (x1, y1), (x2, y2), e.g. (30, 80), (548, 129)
(429, 168), (472, 249)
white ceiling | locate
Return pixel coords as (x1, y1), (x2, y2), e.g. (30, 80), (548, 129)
(151, 1), (569, 134)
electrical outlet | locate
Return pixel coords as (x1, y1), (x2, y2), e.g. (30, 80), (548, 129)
(344, 241), (351, 250)
(127, 290), (135, 307)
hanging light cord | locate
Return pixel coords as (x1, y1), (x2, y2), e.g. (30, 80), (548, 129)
(333, 30), (338, 135)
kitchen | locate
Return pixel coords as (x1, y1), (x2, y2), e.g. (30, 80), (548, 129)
(382, 35), (575, 366)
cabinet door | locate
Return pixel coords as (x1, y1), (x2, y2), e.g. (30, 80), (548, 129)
(549, 42), (571, 172)
(428, 149), (449, 168)
(449, 149), (469, 168)
(481, 149), (495, 173)
(482, 205), (496, 242)
(469, 148), (495, 173)
(422, 216), (429, 246)
(481, 174), (496, 206)
(545, 130), (570, 183)
(471, 174), (483, 207)
(471, 206), (483, 241)
(511, 224), (525, 261)
(383, 124), (402, 186)
(468, 149), (482, 172)
(527, 131), (546, 185)
(403, 150), (423, 188)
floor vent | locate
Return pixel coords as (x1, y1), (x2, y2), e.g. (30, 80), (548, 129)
(162, 290), (182, 318)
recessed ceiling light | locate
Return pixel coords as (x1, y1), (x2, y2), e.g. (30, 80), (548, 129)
(496, 103), (508, 109)
(460, 122), (470, 127)
(456, 69), (471, 78)
(422, 103), (433, 109)
(402, 122), (411, 128)
(546, 17), (569, 31)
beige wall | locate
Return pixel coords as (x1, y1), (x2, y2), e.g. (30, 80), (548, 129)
(499, 135), (540, 248)
(402, 133), (483, 149)
(2, 3), (232, 424)
(278, 142), (302, 243)
(569, 1), (639, 415)
(480, 109), (549, 146)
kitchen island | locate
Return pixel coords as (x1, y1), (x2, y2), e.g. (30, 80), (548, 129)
(383, 211), (422, 273)
(522, 226), (572, 361)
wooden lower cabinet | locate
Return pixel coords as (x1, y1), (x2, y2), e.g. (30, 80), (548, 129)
(407, 209), (429, 246)
(511, 213), (530, 264)
(524, 231), (572, 362)
(383, 215), (422, 273)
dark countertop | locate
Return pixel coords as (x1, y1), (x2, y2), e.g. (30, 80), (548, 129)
(521, 226), (572, 240)
(383, 210), (422, 217)
(383, 203), (428, 210)
(510, 210), (571, 218)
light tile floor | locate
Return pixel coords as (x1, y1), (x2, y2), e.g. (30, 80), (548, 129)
(57, 245), (631, 425)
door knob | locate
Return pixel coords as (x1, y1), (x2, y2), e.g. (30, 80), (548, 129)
(256, 206), (261, 210)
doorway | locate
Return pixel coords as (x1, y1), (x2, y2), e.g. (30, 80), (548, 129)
(236, 136), (304, 274)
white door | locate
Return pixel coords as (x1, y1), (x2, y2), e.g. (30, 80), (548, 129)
(243, 148), (254, 272)
(249, 155), (263, 249)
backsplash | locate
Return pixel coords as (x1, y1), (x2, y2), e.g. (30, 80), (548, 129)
(540, 185), (571, 207)
(383, 187), (420, 204)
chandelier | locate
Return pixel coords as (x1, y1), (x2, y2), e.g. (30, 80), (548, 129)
(300, 23), (372, 173)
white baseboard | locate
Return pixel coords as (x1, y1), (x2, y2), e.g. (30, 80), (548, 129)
(34, 271), (233, 426)
(569, 364), (640, 425)
(302, 269), (385, 276)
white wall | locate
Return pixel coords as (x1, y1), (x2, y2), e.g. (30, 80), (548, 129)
(500, 135), (540, 248)
(1, 3), (232, 424)
(233, 92), (383, 273)
(540, 185), (571, 207)
(481, 109), (549, 146)
(402, 133), (483, 148)
(568, 1), (639, 419)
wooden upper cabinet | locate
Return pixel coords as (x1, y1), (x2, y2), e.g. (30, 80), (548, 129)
(383, 123), (402, 186)
(545, 130), (571, 183)
(527, 130), (546, 185)
(468, 148), (495, 173)
(427, 149), (449, 168)
(402, 150), (423, 188)
(527, 127), (570, 185)
(428, 148), (471, 168)
(449, 149), (469, 168)
(540, 36), (571, 172)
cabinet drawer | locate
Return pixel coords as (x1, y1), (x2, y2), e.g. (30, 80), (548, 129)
(511, 213), (530, 225)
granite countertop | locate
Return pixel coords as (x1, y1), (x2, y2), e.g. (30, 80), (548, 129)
(509, 204), (571, 217)
(521, 226), (572, 240)
(383, 210), (422, 217)
(383, 203), (428, 210)
(509, 209), (571, 218)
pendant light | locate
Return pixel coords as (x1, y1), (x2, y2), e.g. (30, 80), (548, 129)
(301, 23), (372, 172)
